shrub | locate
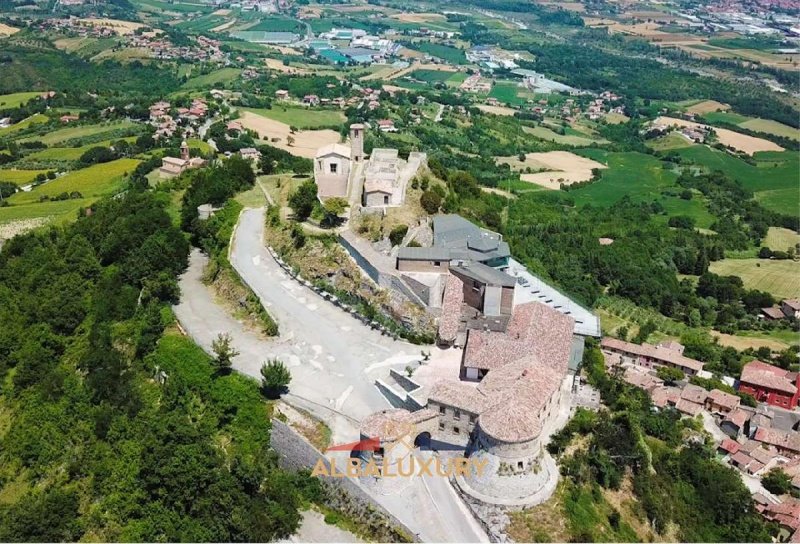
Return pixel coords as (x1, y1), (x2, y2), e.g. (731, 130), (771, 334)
(389, 224), (408, 246)
(420, 190), (442, 215)
(260, 358), (291, 399)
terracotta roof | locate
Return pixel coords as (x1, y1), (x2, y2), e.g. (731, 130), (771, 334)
(765, 498), (800, 530)
(719, 438), (740, 454)
(731, 451), (753, 467)
(428, 381), (487, 414)
(747, 460), (765, 474)
(751, 446), (778, 465)
(784, 299), (800, 311)
(724, 408), (749, 429)
(755, 427), (800, 454)
(359, 409), (415, 441)
(762, 306), (787, 319)
(600, 337), (704, 372)
(739, 439), (761, 454)
(676, 398), (703, 416)
(623, 367), (663, 391)
(681, 383), (708, 404)
(708, 388), (740, 410)
(438, 275), (464, 343)
(740, 360), (797, 395)
(651, 385), (680, 407)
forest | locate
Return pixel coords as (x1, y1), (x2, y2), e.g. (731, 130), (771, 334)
(0, 186), (316, 540)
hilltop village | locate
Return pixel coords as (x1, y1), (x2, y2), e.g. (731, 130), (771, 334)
(0, 0), (798, 542)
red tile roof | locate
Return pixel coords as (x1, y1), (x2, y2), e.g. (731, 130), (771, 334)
(740, 360), (797, 395)
(724, 408), (749, 429)
(762, 306), (786, 319)
(719, 438), (740, 454)
(755, 427), (800, 454)
(765, 498), (800, 530)
(676, 398), (703, 416)
(600, 337), (704, 372)
(708, 388), (740, 410)
(438, 275), (464, 343)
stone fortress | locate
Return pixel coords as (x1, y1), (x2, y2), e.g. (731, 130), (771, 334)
(353, 215), (599, 507)
(314, 123), (427, 208)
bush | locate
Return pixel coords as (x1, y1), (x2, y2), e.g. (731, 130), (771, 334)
(261, 358), (291, 399)
(420, 190), (442, 215)
(389, 224), (408, 246)
(762, 468), (792, 495)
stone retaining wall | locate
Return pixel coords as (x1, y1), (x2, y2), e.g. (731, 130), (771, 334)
(270, 419), (419, 543)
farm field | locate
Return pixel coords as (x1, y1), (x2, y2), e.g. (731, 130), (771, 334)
(654, 116), (783, 154)
(524, 125), (600, 147)
(477, 104), (517, 116)
(0, 92), (41, 109)
(658, 194), (715, 229)
(241, 106), (345, 129)
(764, 227), (800, 252)
(685, 99), (730, 115)
(0, 198), (95, 226)
(412, 42), (467, 64)
(488, 81), (534, 106)
(18, 120), (137, 146)
(26, 137), (138, 161)
(8, 158), (138, 205)
(180, 68), (242, 90)
(676, 146), (799, 215)
(499, 151), (607, 190)
(0, 114), (49, 136)
(237, 111), (340, 158)
(409, 69), (466, 87)
(647, 132), (694, 151)
(568, 150), (679, 206)
(709, 258), (800, 299)
(701, 111), (799, 140)
(0, 169), (50, 185)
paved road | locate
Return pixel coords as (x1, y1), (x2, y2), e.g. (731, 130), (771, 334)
(175, 207), (489, 543)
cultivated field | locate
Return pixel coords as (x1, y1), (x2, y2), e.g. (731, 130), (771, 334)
(477, 104), (517, 116)
(499, 151), (607, 190)
(654, 116), (783, 155)
(739, 118), (800, 140)
(0, 92), (40, 109)
(764, 227), (800, 252)
(0, 114), (49, 136)
(77, 18), (145, 35)
(709, 258), (800, 299)
(686, 100), (729, 115)
(238, 111), (341, 158)
(392, 12), (446, 23)
(241, 107), (344, 129)
(19, 120), (136, 146)
(264, 58), (308, 74)
(0, 22), (20, 36)
(180, 68), (242, 90)
(0, 169), (50, 185)
(524, 125), (598, 146)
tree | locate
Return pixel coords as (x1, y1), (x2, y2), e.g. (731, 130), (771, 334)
(260, 359), (291, 399)
(211, 333), (239, 374)
(633, 320), (657, 343)
(288, 180), (318, 221)
(758, 246), (772, 259)
(656, 366), (685, 384)
(420, 190), (442, 215)
(389, 224), (409, 246)
(321, 197), (347, 227)
(762, 468), (792, 495)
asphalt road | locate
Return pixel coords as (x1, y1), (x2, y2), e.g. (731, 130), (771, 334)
(174, 207), (489, 543)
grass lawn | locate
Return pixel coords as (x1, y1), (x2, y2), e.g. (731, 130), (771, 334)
(245, 16), (303, 32)
(739, 118), (799, 140)
(657, 194), (716, 229)
(186, 138), (213, 154)
(26, 137), (138, 161)
(677, 146), (799, 215)
(568, 150), (679, 206)
(764, 227), (800, 252)
(0, 169), (50, 185)
(0, 92), (41, 109)
(702, 111), (750, 125)
(181, 68), (242, 90)
(409, 69), (454, 82)
(8, 158), (139, 204)
(241, 106), (345, 129)
(18, 120), (136, 146)
(0, 114), (49, 137)
(647, 132), (694, 151)
(709, 258), (800, 299)
(524, 125), (597, 147)
(489, 81), (531, 106)
(413, 42), (467, 64)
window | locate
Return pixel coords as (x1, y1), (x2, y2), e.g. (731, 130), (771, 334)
(472, 280), (480, 292)
(439, 405), (445, 415)
(453, 426), (460, 435)
(329, 163), (338, 174)
(434, 261), (441, 267)
(517, 461), (524, 470)
(383, 195), (389, 204)
(454, 409), (461, 420)
(469, 414), (476, 424)
(438, 422), (444, 431)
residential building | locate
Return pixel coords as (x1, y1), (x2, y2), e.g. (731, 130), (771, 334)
(706, 388), (741, 415)
(600, 337), (705, 376)
(738, 360), (799, 409)
(159, 140), (206, 178)
(239, 147), (261, 162)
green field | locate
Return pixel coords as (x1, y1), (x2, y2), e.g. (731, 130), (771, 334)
(0, 197), (95, 225)
(181, 68), (242, 90)
(488, 81), (533, 106)
(0, 92), (41, 109)
(568, 150), (679, 206)
(658, 194), (716, 229)
(677, 146), (799, 215)
(702, 111), (799, 140)
(132, 0), (215, 13)
(409, 69), (456, 82)
(709, 258), (800, 299)
(245, 16), (304, 32)
(26, 137), (138, 161)
(18, 121), (137, 146)
(764, 227), (800, 252)
(242, 106), (345, 129)
(0, 169), (50, 185)
(0, 114), (49, 136)
(647, 132), (694, 151)
(8, 158), (139, 205)
(413, 42), (467, 64)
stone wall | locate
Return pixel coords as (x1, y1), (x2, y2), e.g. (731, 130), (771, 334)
(270, 419), (419, 543)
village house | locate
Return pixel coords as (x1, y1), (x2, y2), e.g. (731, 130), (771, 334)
(764, 299), (800, 320)
(600, 337), (704, 376)
(59, 114), (79, 123)
(159, 141), (207, 178)
(377, 119), (397, 132)
(738, 360), (800, 409)
(239, 147), (261, 162)
(275, 89), (289, 100)
(303, 94), (320, 106)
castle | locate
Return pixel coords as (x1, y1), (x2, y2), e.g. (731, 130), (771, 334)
(314, 123), (427, 208)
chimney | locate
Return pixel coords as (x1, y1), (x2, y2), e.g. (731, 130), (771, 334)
(349, 123), (364, 163)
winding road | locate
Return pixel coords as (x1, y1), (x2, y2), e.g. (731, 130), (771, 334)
(174, 207), (489, 543)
